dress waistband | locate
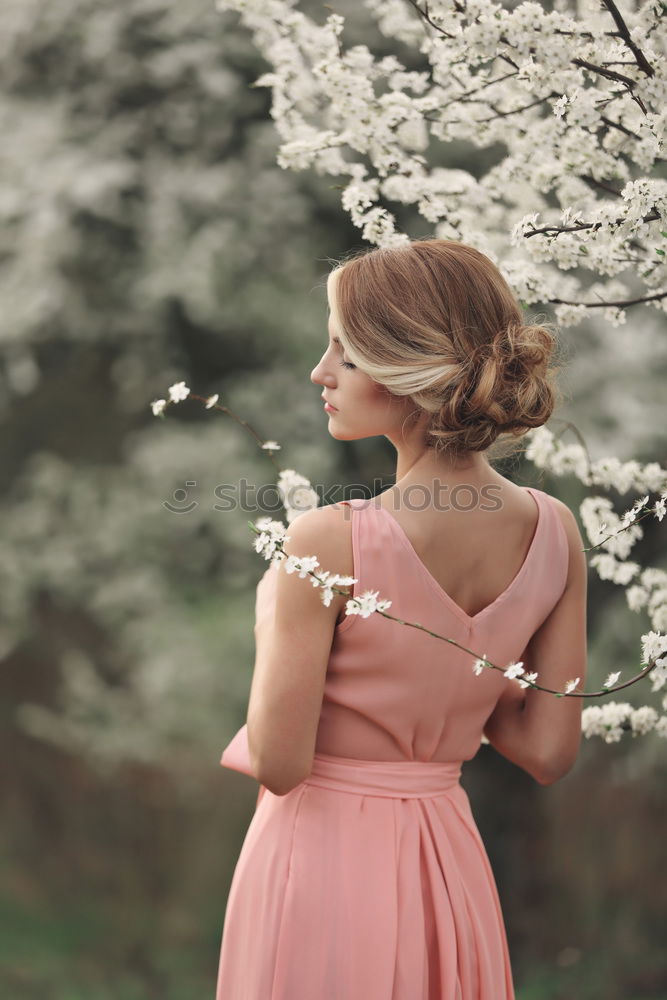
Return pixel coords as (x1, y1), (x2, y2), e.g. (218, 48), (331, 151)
(303, 750), (462, 799)
(219, 725), (462, 799)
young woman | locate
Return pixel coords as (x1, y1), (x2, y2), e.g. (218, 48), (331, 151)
(215, 239), (588, 999)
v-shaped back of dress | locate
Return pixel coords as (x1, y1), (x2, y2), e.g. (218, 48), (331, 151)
(314, 487), (569, 764)
(373, 487), (542, 627)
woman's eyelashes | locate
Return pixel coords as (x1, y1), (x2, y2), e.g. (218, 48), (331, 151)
(326, 335), (355, 369)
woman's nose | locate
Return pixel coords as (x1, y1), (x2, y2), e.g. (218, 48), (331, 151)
(310, 358), (335, 386)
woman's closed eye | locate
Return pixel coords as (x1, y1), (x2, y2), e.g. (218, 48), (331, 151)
(339, 359), (355, 370)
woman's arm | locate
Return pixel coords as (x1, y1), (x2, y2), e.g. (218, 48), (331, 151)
(246, 504), (352, 796)
(483, 499), (588, 785)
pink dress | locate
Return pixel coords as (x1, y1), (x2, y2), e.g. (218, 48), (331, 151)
(215, 486), (569, 999)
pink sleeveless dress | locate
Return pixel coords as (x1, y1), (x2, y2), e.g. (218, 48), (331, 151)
(215, 486), (569, 999)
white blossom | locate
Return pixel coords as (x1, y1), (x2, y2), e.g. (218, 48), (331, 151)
(253, 517), (290, 560)
(150, 398), (167, 417)
(580, 494), (645, 563)
(626, 585), (650, 612)
(621, 495), (650, 527)
(472, 652), (488, 676)
(582, 702), (633, 743)
(648, 587), (667, 629)
(503, 661), (525, 679)
(649, 656), (667, 694)
(345, 588), (392, 618)
(524, 426), (557, 468)
(277, 469), (320, 523)
(630, 706), (659, 735)
(554, 303), (588, 327)
(283, 554), (320, 578)
(641, 630), (667, 666)
(167, 381), (190, 403)
(589, 554), (641, 586)
(314, 571), (357, 607)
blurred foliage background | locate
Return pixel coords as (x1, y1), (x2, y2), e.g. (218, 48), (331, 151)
(0, 1), (666, 998)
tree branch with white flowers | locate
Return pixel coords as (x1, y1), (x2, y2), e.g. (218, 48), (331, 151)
(215, 0), (666, 327)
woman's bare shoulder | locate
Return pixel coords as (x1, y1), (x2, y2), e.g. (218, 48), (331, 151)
(538, 491), (587, 586)
(282, 503), (354, 569)
(540, 491), (581, 536)
(282, 505), (354, 620)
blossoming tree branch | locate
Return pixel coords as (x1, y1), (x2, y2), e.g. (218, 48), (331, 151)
(151, 384), (667, 744)
(215, 0), (666, 324)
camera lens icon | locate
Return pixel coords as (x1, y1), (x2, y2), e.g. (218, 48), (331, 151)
(163, 481), (199, 513)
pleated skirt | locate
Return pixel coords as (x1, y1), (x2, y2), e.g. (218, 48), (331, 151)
(215, 744), (514, 1000)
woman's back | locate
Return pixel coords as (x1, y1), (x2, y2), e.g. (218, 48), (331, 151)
(374, 479), (543, 621)
(314, 484), (570, 764)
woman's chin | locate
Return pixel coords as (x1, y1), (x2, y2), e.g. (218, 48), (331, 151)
(327, 423), (350, 440)
(327, 426), (365, 442)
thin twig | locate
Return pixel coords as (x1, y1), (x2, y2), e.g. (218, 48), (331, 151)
(524, 209), (660, 238)
(600, 113), (642, 141)
(581, 175), (623, 198)
(572, 58), (639, 88)
(253, 505), (666, 701)
(601, 0), (655, 77)
(457, 69), (520, 98)
(482, 96), (550, 120)
(405, 0), (454, 38)
(548, 290), (667, 309)
(547, 418), (595, 483)
(573, 58), (647, 113)
(580, 505), (656, 555)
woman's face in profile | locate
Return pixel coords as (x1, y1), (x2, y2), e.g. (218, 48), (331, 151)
(310, 270), (414, 444)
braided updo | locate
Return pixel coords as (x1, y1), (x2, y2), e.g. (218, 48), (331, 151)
(332, 239), (563, 462)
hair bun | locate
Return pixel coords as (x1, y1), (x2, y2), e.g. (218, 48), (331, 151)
(430, 321), (561, 454)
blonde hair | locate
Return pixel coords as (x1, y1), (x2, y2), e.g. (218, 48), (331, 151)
(331, 239), (563, 462)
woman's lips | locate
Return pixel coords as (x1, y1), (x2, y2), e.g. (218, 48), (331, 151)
(324, 402), (338, 412)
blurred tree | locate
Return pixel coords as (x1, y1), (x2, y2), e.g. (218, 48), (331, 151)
(0, 0), (360, 770)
